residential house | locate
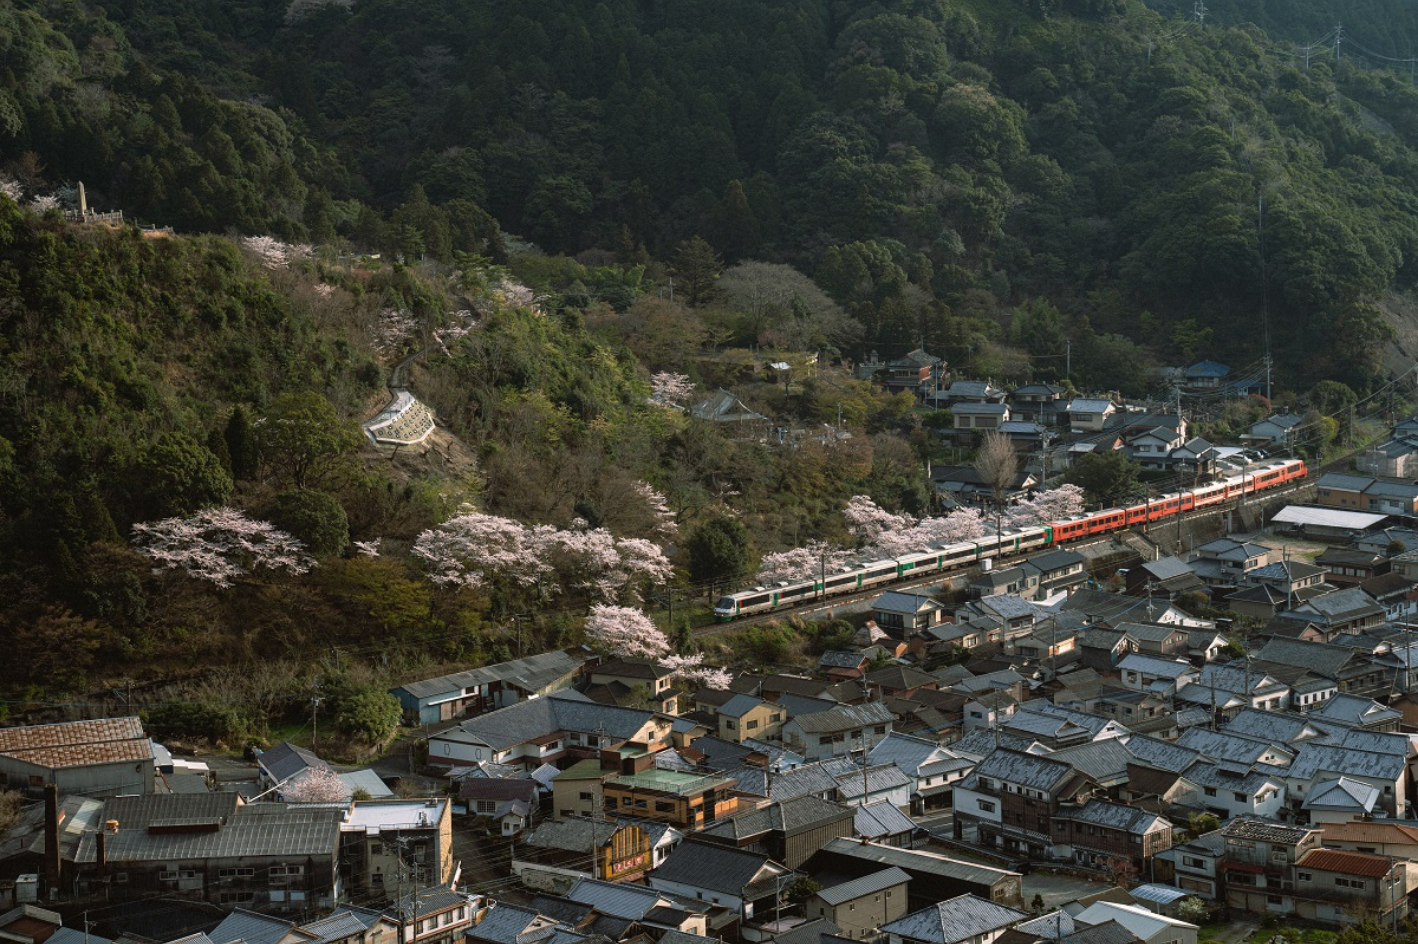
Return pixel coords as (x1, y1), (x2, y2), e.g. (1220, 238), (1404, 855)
(1180, 760), (1286, 820)
(872, 592), (947, 636)
(1175, 664), (1290, 716)
(1183, 360), (1230, 389)
(1242, 413), (1304, 447)
(1125, 558), (1206, 599)
(1308, 693), (1402, 731)
(583, 660), (681, 715)
(603, 766), (741, 829)
(1313, 548), (1388, 588)
(1009, 384), (1067, 425)
(1359, 571), (1417, 621)
(952, 750), (1099, 859)
(1049, 800), (1172, 872)
(1019, 549), (1088, 601)
(1289, 849), (1411, 927)
(1077, 629), (1139, 674)
(806, 868), (911, 939)
(70, 793), (343, 912)
(460, 779), (538, 836)
(1228, 561), (1330, 620)
(930, 467), (1039, 506)
(1000, 711), (1097, 750)
(866, 666), (939, 701)
(1113, 623), (1191, 659)
(1220, 818), (1322, 916)
(998, 421), (1050, 453)
(341, 798), (455, 893)
(1255, 636), (1390, 696)
(427, 691), (672, 770)
(208, 907), (401, 944)
(0, 717), (154, 798)
(1128, 427), (1184, 469)
(1153, 829), (1225, 899)
(1071, 902), (1197, 944)
(963, 693), (1019, 732)
(807, 838), (1024, 910)
(829, 759), (913, 810)
(865, 349), (948, 399)
(718, 695), (786, 744)
(390, 650), (588, 725)
(519, 818), (666, 882)
(386, 885), (481, 944)
(1066, 399), (1117, 433)
(1285, 743), (1407, 817)
(1302, 777), (1380, 824)
(867, 734), (974, 814)
(954, 403), (1011, 431)
(1116, 654), (1197, 696)
(647, 840), (793, 924)
(935, 379), (1005, 406)
(880, 894), (1028, 944)
(781, 703), (894, 761)
(855, 801), (919, 846)
(696, 795), (854, 868)
(1187, 539), (1271, 588)
(1358, 426), (1418, 479)
(551, 760), (616, 821)
(1319, 821), (1418, 859)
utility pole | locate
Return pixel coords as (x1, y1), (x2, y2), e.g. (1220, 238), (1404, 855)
(310, 696), (323, 752)
(1065, 339), (1071, 381)
(512, 613), (530, 658)
(1335, 21), (1343, 60)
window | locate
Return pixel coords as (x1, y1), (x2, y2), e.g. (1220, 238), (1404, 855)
(1267, 895), (1282, 905)
(27, 775), (42, 788)
(977, 799), (996, 813)
(1204, 787), (1217, 797)
(1235, 792), (1247, 802)
(476, 800), (496, 814)
(874, 725), (887, 735)
(1183, 856), (1205, 869)
(1298, 872), (1312, 881)
(747, 720), (759, 730)
(218, 867), (256, 879)
(656, 801), (675, 813)
(579, 792), (594, 801)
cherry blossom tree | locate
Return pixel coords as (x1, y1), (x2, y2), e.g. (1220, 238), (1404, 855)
(1006, 485), (1087, 528)
(0, 176), (21, 203)
(663, 654), (733, 690)
(843, 495), (916, 545)
(410, 512), (552, 590)
(282, 765), (347, 802)
(756, 542), (857, 583)
(434, 310), (478, 354)
(241, 235), (314, 270)
(632, 481), (678, 540)
(649, 372), (695, 408)
(373, 307), (419, 357)
(29, 194), (59, 213)
(131, 508), (314, 588)
(353, 539), (381, 557)
(584, 604), (671, 659)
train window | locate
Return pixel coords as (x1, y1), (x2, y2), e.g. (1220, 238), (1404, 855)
(741, 593), (771, 607)
(826, 575), (857, 589)
(716, 596), (736, 611)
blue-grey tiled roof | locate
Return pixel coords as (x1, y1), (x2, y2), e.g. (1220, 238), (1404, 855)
(881, 894), (1028, 944)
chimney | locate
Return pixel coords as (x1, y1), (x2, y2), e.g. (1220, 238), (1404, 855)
(42, 784), (60, 895)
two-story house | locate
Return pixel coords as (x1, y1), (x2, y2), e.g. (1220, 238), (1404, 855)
(1049, 798), (1172, 872)
(954, 403), (1010, 432)
(807, 867), (911, 939)
(1221, 818), (1321, 915)
(1117, 653), (1198, 696)
(1290, 849), (1411, 927)
(780, 702), (894, 761)
(1008, 383), (1066, 426)
(647, 840), (794, 924)
(952, 750), (1099, 859)
(1066, 399), (1117, 433)
(584, 659), (681, 715)
(718, 694), (786, 743)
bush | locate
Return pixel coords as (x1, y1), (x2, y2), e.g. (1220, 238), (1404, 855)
(270, 488), (350, 557)
(144, 701), (251, 744)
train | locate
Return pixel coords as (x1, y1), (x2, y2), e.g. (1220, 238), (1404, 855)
(713, 457), (1308, 621)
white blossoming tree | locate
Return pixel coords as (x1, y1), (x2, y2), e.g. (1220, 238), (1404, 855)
(131, 508), (314, 588)
(410, 512), (552, 590)
(756, 541), (857, 583)
(241, 235), (314, 270)
(632, 481), (679, 540)
(282, 765), (347, 802)
(1006, 485), (1087, 528)
(649, 372), (695, 408)
(663, 654), (733, 690)
(843, 495), (916, 545)
(0, 176), (21, 203)
(584, 604), (671, 659)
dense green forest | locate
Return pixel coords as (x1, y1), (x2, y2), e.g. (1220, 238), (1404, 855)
(6, 0), (1418, 722)
(8, 0), (1418, 387)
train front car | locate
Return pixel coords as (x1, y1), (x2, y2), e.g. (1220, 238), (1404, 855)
(713, 595), (739, 621)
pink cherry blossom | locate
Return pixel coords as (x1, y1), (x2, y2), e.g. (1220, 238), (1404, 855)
(649, 372), (695, 408)
(131, 507), (314, 588)
(1005, 485), (1086, 528)
(757, 542), (857, 584)
(282, 765), (346, 802)
(585, 604), (671, 659)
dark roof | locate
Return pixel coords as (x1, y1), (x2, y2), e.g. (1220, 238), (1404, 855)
(460, 778), (538, 803)
(74, 795), (340, 863)
(258, 741), (328, 782)
(816, 867), (912, 906)
(395, 650), (587, 700)
(650, 840), (782, 895)
(592, 659), (676, 681)
(698, 795), (853, 842)
(882, 894), (1028, 944)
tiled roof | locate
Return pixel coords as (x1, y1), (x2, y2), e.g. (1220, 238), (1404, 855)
(1222, 817), (1313, 844)
(0, 717), (150, 769)
(209, 909), (293, 944)
(1116, 653), (1193, 677)
(1303, 777), (1379, 812)
(650, 840), (783, 895)
(854, 801), (917, 839)
(1296, 848), (1394, 878)
(1056, 799), (1167, 834)
(816, 866), (911, 906)
(1290, 743), (1404, 781)
(698, 795), (852, 841)
(440, 690), (656, 752)
(882, 894), (1027, 944)
(725, 762), (838, 801)
(1319, 820), (1418, 845)
(830, 762), (911, 800)
(565, 878), (667, 920)
(968, 748), (1074, 792)
(790, 701), (893, 734)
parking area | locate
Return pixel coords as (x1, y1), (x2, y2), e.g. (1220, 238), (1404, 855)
(1021, 871), (1113, 908)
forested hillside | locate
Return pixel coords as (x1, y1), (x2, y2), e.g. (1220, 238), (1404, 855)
(7, 0), (1418, 390)
(6, 0), (1418, 724)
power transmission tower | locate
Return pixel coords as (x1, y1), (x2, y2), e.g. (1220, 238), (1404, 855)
(1334, 22), (1343, 60)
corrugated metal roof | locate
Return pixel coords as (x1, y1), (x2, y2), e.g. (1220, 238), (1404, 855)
(209, 909), (294, 944)
(395, 650), (587, 700)
(1271, 506), (1387, 529)
(816, 866), (911, 905)
(853, 802), (916, 840)
(790, 702), (894, 734)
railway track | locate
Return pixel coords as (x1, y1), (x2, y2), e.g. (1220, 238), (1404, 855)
(694, 475), (1318, 637)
